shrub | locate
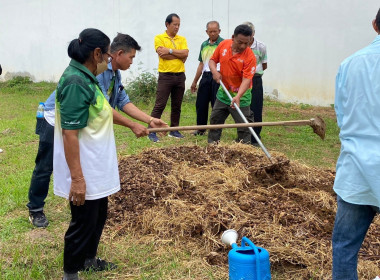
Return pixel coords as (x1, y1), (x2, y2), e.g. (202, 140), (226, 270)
(7, 76), (33, 87)
(126, 71), (157, 104)
(183, 89), (196, 103)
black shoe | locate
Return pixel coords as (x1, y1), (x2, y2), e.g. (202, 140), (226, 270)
(251, 142), (260, 147)
(29, 211), (49, 228)
(192, 130), (206, 136)
(82, 257), (117, 272)
(62, 272), (80, 280)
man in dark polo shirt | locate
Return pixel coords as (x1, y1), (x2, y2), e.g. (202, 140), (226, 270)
(190, 21), (223, 136)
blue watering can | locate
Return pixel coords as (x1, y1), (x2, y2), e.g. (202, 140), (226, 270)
(222, 229), (271, 280)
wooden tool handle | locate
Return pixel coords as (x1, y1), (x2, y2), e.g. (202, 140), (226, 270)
(148, 120), (312, 133)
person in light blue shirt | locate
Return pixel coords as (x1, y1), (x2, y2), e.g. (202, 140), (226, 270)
(332, 8), (380, 280)
(97, 61), (129, 110)
(97, 33), (166, 134)
(26, 90), (56, 228)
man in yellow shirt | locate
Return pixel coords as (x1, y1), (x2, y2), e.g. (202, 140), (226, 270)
(148, 13), (189, 142)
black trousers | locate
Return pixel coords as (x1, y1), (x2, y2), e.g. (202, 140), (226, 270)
(151, 72), (186, 127)
(64, 197), (108, 273)
(195, 72), (219, 130)
(250, 75), (264, 143)
(27, 118), (54, 212)
(208, 99), (253, 144)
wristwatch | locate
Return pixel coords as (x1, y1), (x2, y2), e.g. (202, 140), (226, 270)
(169, 48), (173, 54)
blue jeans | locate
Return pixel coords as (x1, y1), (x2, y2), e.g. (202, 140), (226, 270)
(26, 118), (54, 212)
(332, 195), (378, 279)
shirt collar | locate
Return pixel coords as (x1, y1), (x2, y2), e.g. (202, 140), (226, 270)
(164, 31), (178, 40)
(227, 39), (238, 56)
(208, 36), (223, 45)
(106, 62), (116, 77)
(69, 59), (99, 84)
(373, 34), (380, 43)
(107, 61), (113, 71)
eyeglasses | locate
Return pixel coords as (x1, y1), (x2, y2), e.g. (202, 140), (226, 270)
(106, 52), (113, 63)
(102, 52), (113, 63)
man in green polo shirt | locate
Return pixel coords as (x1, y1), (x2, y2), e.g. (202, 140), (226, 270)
(191, 21), (224, 136)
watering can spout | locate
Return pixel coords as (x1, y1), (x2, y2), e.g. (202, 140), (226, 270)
(221, 229), (238, 246)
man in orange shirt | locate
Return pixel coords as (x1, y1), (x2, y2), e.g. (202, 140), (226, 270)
(208, 24), (256, 144)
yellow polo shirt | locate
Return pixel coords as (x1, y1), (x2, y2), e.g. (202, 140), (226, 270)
(154, 31), (188, 73)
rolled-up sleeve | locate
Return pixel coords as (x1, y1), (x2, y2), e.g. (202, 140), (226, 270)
(96, 74), (107, 96)
(116, 87), (130, 111)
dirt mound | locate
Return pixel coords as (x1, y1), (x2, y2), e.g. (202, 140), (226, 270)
(108, 144), (380, 279)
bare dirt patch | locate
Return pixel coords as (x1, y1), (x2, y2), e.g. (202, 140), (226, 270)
(108, 144), (379, 279)
(266, 102), (337, 120)
(27, 228), (53, 242)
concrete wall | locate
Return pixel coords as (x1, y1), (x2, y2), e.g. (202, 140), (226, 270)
(1, 0), (379, 106)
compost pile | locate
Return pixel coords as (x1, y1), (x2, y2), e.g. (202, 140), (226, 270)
(108, 144), (380, 279)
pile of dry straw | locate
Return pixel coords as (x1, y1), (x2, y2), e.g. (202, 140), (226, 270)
(108, 144), (379, 279)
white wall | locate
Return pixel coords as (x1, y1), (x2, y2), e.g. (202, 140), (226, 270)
(1, 0), (379, 106)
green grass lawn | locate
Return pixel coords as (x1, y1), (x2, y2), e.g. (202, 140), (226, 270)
(0, 80), (340, 279)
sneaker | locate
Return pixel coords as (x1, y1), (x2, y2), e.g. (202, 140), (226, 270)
(29, 211), (49, 228)
(192, 130), (206, 136)
(168, 130), (185, 139)
(251, 142), (260, 147)
(81, 257), (117, 272)
(148, 132), (160, 142)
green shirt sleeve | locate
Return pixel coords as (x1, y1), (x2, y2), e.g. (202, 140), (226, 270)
(59, 83), (93, 130)
(198, 45), (203, 62)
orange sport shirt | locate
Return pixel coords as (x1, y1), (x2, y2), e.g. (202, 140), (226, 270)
(211, 39), (256, 107)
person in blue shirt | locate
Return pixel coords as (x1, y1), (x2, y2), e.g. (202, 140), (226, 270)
(27, 33), (167, 229)
(97, 33), (167, 134)
(27, 92), (56, 228)
(332, 8), (380, 280)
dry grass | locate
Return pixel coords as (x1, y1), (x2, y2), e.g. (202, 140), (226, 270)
(108, 144), (380, 279)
